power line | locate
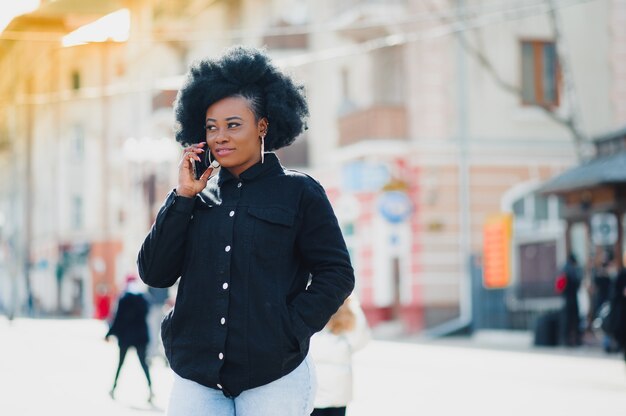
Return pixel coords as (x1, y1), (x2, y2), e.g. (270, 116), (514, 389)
(0, 0), (591, 43)
(274, 0), (595, 68)
(3, 0), (598, 104)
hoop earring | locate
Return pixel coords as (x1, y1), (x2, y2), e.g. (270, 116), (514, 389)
(260, 135), (265, 164)
(206, 149), (220, 169)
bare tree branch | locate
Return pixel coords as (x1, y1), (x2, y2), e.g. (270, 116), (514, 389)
(425, 0), (588, 160)
(545, 0), (589, 159)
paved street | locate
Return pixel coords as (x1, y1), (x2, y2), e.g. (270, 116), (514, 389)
(2, 317), (626, 415)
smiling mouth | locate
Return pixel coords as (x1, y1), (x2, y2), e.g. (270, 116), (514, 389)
(215, 148), (234, 157)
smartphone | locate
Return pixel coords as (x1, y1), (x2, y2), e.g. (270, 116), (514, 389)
(193, 156), (207, 180)
(193, 150), (218, 180)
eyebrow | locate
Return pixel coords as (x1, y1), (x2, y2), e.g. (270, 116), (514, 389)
(205, 116), (244, 123)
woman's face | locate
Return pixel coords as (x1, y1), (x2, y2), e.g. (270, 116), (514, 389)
(205, 96), (267, 178)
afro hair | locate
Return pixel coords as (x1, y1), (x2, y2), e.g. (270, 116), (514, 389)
(173, 46), (309, 151)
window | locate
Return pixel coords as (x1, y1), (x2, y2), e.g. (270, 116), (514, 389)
(341, 68), (350, 101)
(72, 124), (84, 159)
(557, 198), (565, 219)
(372, 46), (404, 105)
(72, 196), (83, 230)
(71, 70), (81, 91)
(521, 40), (559, 107)
(512, 192), (561, 224)
(517, 240), (558, 298)
(534, 194), (549, 221)
(512, 198), (525, 217)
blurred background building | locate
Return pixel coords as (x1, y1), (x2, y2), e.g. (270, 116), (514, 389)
(0, 0), (624, 336)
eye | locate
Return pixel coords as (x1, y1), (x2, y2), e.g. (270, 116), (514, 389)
(227, 122), (241, 128)
(205, 125), (216, 131)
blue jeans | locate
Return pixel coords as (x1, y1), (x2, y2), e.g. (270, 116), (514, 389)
(167, 356), (317, 416)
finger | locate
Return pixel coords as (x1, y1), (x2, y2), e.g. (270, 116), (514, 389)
(182, 147), (204, 156)
(188, 155), (196, 177)
(179, 153), (192, 171)
(199, 166), (213, 182)
(187, 154), (201, 164)
(180, 152), (190, 168)
(182, 143), (205, 154)
(181, 152), (201, 166)
(190, 142), (206, 150)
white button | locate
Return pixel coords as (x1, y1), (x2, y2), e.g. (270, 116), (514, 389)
(220, 317), (226, 325)
(217, 383), (222, 389)
(222, 282), (229, 290)
(225, 245), (231, 252)
(237, 182), (242, 188)
(219, 352), (224, 360)
(229, 210), (235, 217)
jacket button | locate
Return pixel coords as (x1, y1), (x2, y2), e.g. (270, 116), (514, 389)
(220, 317), (226, 325)
(217, 383), (222, 389)
(219, 352), (224, 360)
(225, 245), (231, 252)
(222, 282), (229, 290)
(229, 210), (235, 217)
(237, 182), (242, 188)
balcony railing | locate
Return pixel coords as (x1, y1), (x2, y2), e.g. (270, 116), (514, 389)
(338, 104), (408, 147)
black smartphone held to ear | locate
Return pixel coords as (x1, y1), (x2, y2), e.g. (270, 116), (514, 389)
(193, 150), (219, 180)
(193, 156), (208, 180)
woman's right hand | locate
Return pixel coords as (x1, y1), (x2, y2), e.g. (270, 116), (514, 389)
(176, 142), (214, 198)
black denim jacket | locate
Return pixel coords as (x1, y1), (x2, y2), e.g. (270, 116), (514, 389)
(137, 153), (354, 397)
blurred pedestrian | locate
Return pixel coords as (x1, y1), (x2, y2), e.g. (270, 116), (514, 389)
(592, 250), (613, 320)
(610, 256), (626, 361)
(105, 274), (153, 402)
(146, 286), (169, 363)
(137, 46), (354, 416)
(310, 297), (370, 416)
(559, 253), (582, 346)
(588, 250), (617, 352)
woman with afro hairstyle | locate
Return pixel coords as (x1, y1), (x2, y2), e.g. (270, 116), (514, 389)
(137, 46), (355, 416)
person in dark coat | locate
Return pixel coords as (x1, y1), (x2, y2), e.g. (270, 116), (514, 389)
(560, 253), (582, 346)
(105, 274), (153, 402)
(592, 250), (612, 320)
(610, 265), (626, 360)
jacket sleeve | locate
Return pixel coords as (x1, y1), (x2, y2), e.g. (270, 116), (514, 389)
(291, 182), (355, 346)
(137, 190), (195, 288)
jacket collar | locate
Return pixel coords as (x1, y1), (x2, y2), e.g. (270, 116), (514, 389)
(217, 152), (283, 186)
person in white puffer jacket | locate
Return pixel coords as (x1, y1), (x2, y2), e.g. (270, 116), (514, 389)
(310, 296), (371, 416)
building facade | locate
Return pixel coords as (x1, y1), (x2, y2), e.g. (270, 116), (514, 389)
(0, 0), (623, 333)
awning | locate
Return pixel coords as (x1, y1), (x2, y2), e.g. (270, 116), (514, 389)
(540, 151), (626, 194)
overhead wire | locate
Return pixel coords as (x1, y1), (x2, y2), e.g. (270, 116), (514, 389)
(274, 0), (595, 68)
(0, 0), (592, 43)
(2, 0), (598, 104)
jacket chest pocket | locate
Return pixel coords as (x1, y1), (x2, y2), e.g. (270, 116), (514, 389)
(247, 206), (296, 260)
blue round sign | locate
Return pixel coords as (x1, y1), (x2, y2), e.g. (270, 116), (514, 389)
(378, 191), (413, 224)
